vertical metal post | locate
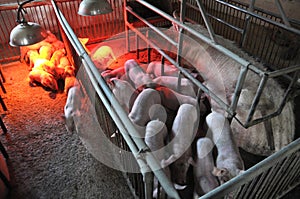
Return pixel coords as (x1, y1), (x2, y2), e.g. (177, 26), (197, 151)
(136, 33), (140, 59)
(161, 56), (165, 76)
(176, 0), (187, 66)
(146, 30), (151, 63)
(240, 0), (256, 47)
(245, 74), (268, 126)
(143, 171), (154, 199)
(229, 64), (249, 120)
(124, 0), (130, 52)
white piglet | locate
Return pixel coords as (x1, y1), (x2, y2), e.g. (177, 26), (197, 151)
(109, 78), (136, 113)
(162, 103), (199, 186)
(193, 137), (219, 196)
(153, 76), (196, 97)
(64, 85), (82, 132)
(206, 111), (245, 184)
(128, 88), (166, 129)
(145, 120), (171, 198)
(92, 45), (117, 71)
(146, 61), (179, 78)
(125, 59), (153, 88)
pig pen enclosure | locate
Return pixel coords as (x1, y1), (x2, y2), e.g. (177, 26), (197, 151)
(0, 0), (300, 199)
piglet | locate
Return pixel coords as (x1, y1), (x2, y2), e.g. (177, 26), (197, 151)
(145, 120), (171, 199)
(64, 76), (77, 94)
(162, 103), (199, 186)
(153, 76), (196, 97)
(91, 45), (117, 71)
(64, 85), (82, 132)
(193, 137), (219, 196)
(108, 78), (136, 113)
(101, 67), (125, 82)
(26, 49), (40, 70)
(206, 111), (245, 184)
(124, 59), (153, 88)
(39, 45), (54, 60)
(146, 61), (179, 78)
(128, 88), (167, 130)
(50, 48), (66, 66)
(28, 69), (58, 91)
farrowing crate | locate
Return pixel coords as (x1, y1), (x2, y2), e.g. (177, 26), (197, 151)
(54, 0), (299, 199)
(1, 0), (299, 198)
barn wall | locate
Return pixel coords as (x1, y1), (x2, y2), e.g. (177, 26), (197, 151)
(237, 0), (300, 21)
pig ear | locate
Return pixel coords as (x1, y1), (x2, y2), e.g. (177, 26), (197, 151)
(161, 154), (176, 168)
(212, 167), (228, 177)
(188, 157), (196, 167)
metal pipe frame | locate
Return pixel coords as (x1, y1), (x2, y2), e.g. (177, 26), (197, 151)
(129, 0), (300, 128)
(125, 22), (234, 116)
(51, 1), (180, 198)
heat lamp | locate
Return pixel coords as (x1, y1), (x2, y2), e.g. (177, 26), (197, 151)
(9, 0), (47, 47)
(78, 0), (113, 16)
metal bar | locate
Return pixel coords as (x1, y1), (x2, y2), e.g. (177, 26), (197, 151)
(254, 162), (283, 199)
(261, 156), (293, 198)
(207, 13), (243, 33)
(215, 0), (300, 35)
(125, 7), (178, 47)
(195, 0), (216, 43)
(245, 74), (268, 126)
(229, 64), (249, 119)
(135, 0), (251, 67)
(199, 137), (300, 198)
(248, 169), (274, 198)
(275, 0), (291, 27)
(244, 70), (299, 127)
(275, 153), (299, 197)
(241, 0), (256, 47)
(267, 65), (300, 78)
(176, 0), (187, 65)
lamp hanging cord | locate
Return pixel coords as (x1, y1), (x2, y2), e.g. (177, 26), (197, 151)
(16, 0), (35, 23)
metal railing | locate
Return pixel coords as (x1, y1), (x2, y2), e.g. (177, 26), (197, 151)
(126, 0), (300, 128)
(50, 1), (180, 198)
(123, 0), (299, 197)
(185, 0), (300, 70)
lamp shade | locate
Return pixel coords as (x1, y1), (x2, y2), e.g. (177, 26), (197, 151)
(9, 22), (47, 47)
(78, 0), (113, 16)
